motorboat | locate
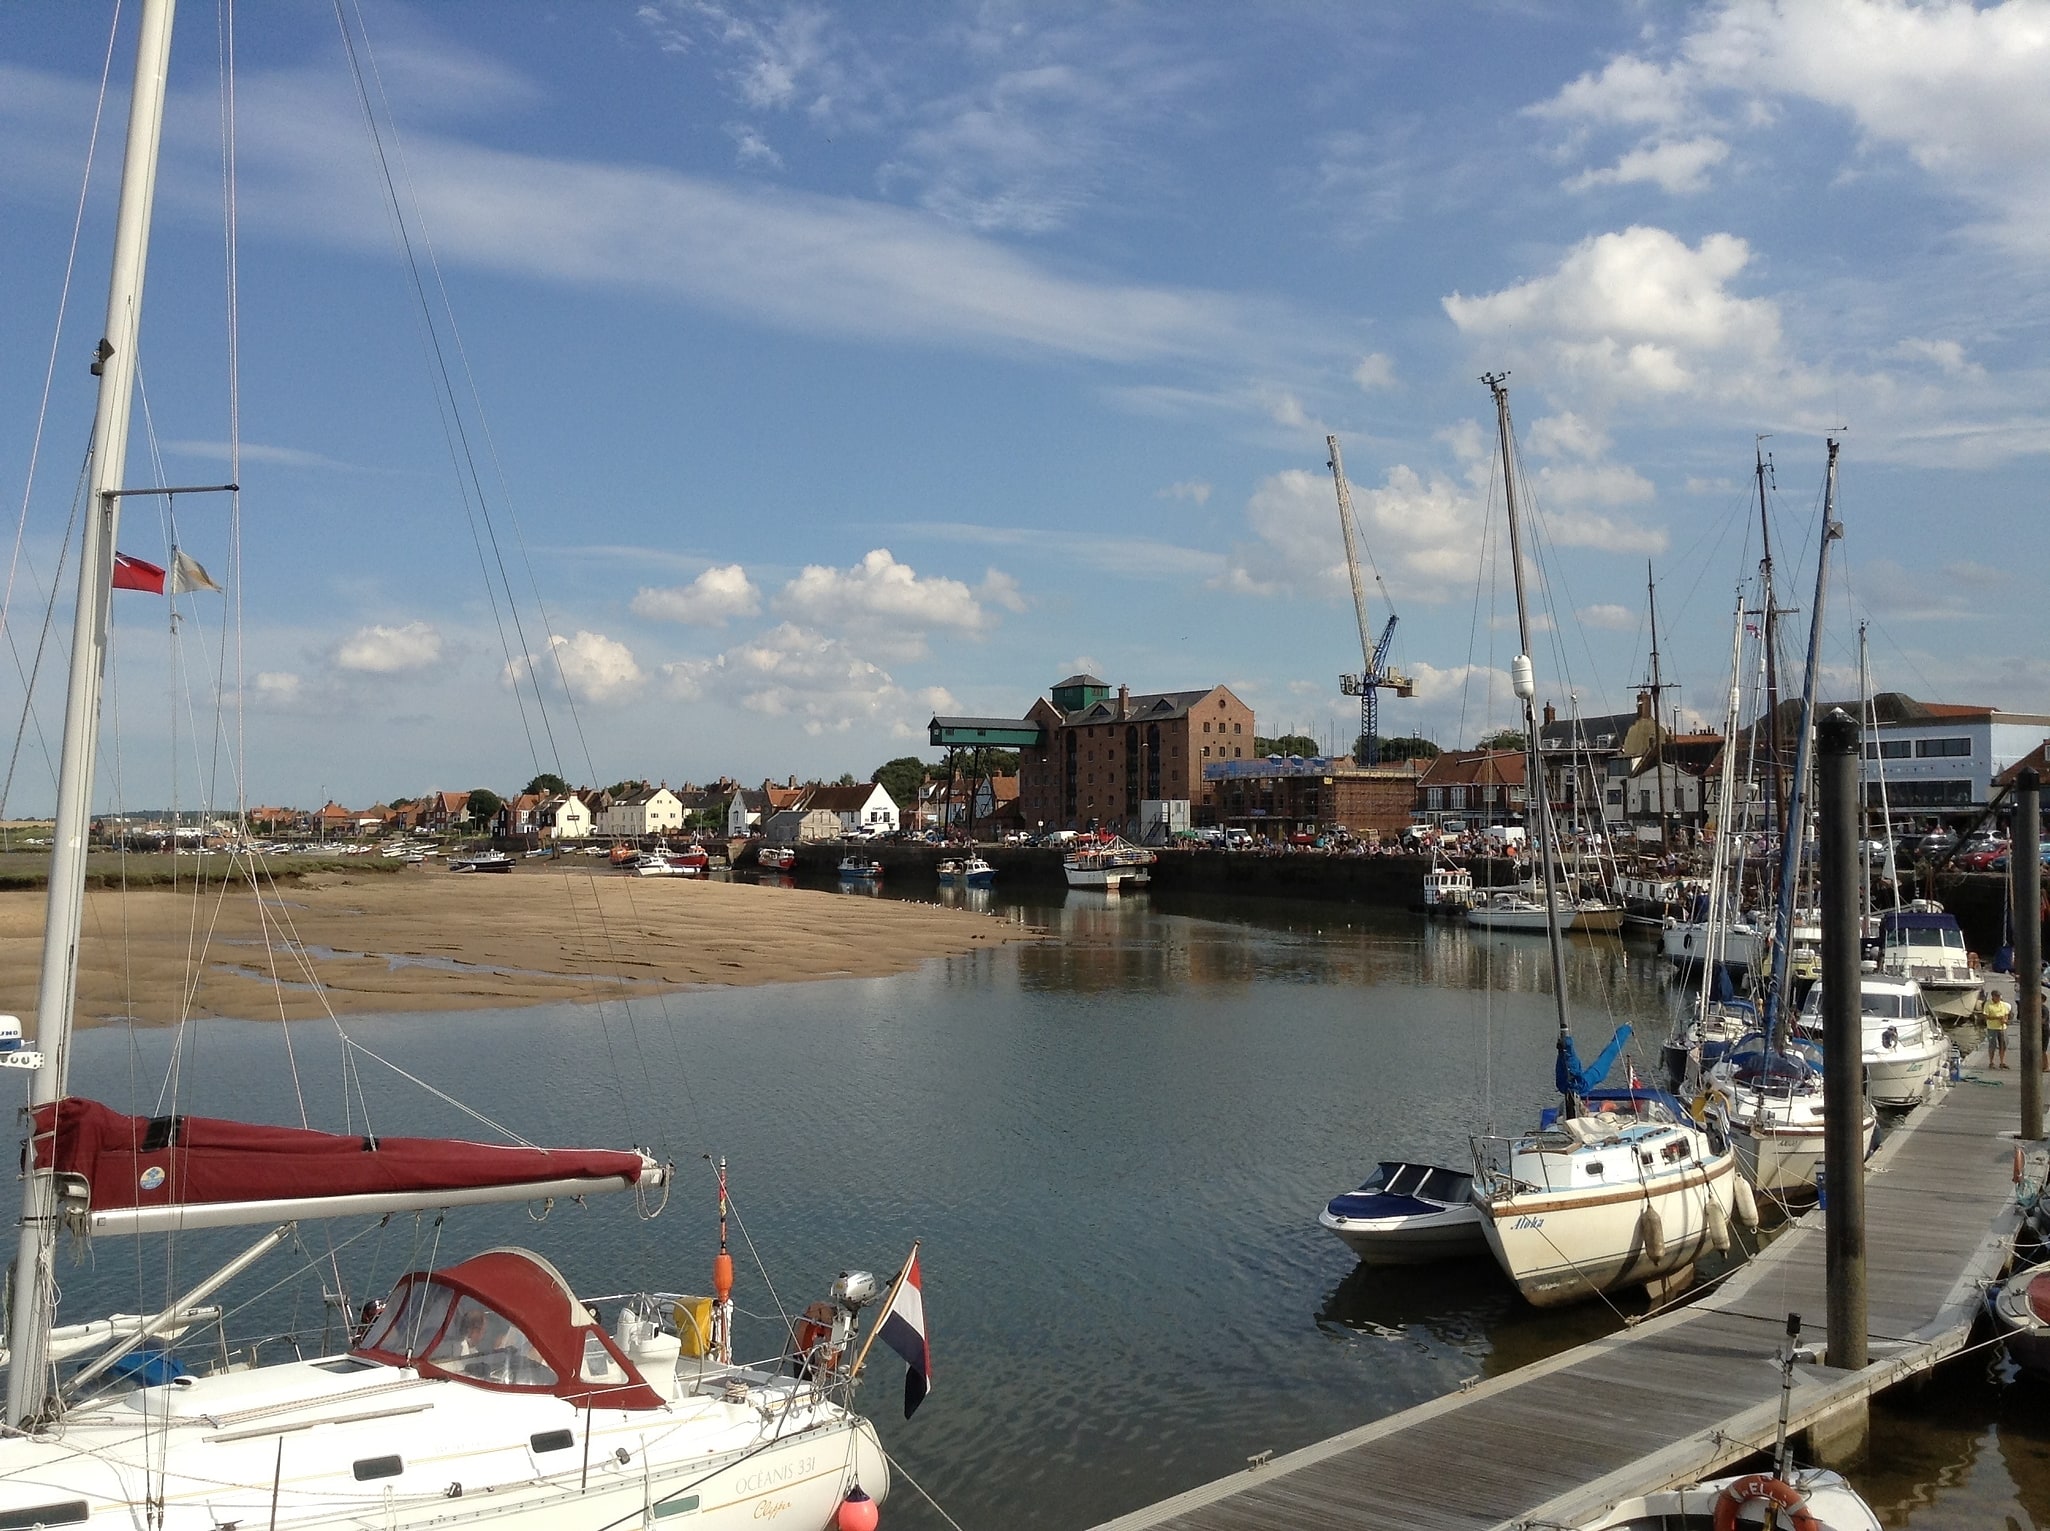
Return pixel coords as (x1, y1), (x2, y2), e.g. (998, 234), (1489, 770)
(937, 856), (995, 887)
(1318, 1162), (1484, 1264)
(449, 849), (514, 873)
(630, 847), (708, 878)
(1063, 836), (1155, 890)
(1876, 904), (1982, 1021)
(1989, 1258), (2050, 1379)
(1793, 971), (1950, 1109)
(837, 856), (884, 881)
(757, 844), (797, 872)
(1573, 1467), (1880, 1529)
(1418, 857), (1473, 916)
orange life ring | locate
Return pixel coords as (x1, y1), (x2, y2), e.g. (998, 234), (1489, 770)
(1712, 1474), (1819, 1531)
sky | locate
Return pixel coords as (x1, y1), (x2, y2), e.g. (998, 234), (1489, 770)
(0, 0), (2046, 815)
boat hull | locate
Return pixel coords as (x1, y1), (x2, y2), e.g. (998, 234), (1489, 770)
(1318, 1203), (1485, 1264)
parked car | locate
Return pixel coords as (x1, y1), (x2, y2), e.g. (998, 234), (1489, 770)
(1958, 842), (2009, 872)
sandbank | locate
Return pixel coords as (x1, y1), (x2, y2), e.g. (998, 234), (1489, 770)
(0, 865), (1038, 1027)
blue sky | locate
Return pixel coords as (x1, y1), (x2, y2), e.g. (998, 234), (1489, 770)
(1, 1), (2046, 813)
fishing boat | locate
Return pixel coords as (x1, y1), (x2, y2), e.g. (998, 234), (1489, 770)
(1318, 1162), (1484, 1264)
(449, 848), (515, 873)
(1418, 855), (1473, 916)
(1466, 376), (1744, 1309)
(1876, 905), (1982, 1021)
(1063, 836), (1155, 890)
(0, 9), (901, 1524)
(1792, 972), (1950, 1109)
(937, 856), (995, 887)
(630, 848), (708, 877)
(837, 856), (884, 882)
(758, 844), (797, 872)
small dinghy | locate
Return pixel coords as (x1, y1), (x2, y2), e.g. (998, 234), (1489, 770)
(1989, 1257), (2050, 1378)
(1318, 1161), (1484, 1264)
(1574, 1466), (1880, 1529)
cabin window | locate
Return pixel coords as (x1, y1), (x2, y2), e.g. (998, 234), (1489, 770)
(0, 1505), (89, 1529)
(531, 1430), (576, 1454)
(1583, 1162), (1604, 1177)
(424, 1296), (559, 1387)
(353, 1456), (404, 1481)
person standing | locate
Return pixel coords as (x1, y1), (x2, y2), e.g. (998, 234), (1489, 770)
(1980, 987), (2013, 1068)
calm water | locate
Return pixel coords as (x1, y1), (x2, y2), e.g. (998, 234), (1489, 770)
(44, 882), (2050, 1529)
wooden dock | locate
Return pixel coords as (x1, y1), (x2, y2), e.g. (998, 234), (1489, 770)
(1096, 1051), (2028, 1531)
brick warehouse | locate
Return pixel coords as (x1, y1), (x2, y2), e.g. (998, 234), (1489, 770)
(1204, 756), (1420, 839)
(1015, 674), (1256, 833)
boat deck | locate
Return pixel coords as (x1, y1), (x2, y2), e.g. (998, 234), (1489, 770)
(1094, 1043), (2026, 1531)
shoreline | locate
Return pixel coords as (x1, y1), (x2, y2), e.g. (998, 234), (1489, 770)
(0, 867), (1039, 1028)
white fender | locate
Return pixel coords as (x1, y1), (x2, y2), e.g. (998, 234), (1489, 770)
(1638, 1203), (1667, 1264)
(1732, 1173), (1760, 1229)
(1705, 1193), (1731, 1253)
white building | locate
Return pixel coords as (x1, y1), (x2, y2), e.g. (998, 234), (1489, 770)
(792, 782), (900, 835)
(539, 793), (592, 841)
(596, 786), (684, 838)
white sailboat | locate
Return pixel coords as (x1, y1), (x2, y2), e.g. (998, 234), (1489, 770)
(0, 8), (897, 1526)
(1466, 376), (1744, 1309)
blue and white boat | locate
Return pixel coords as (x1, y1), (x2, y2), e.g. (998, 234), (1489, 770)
(1877, 904), (1981, 1020)
(1319, 1162), (1484, 1264)
(936, 856), (995, 887)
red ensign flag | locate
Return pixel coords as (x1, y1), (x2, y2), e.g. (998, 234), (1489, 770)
(111, 553), (165, 593)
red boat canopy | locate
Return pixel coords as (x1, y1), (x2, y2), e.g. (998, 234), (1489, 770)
(355, 1247), (664, 1409)
(34, 1097), (655, 1224)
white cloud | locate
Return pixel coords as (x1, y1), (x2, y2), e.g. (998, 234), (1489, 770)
(686, 622), (954, 735)
(631, 564), (763, 625)
(1565, 135), (1729, 195)
(725, 122), (784, 170)
(1444, 226), (1786, 404)
(1158, 480), (1212, 505)
(509, 630), (645, 706)
(334, 621), (442, 674)
(1351, 352), (1397, 391)
(774, 548), (1006, 657)
(1530, 53), (1694, 132)
(1891, 337), (1985, 380)
(1526, 412), (1611, 461)
(1578, 603), (1638, 631)
(253, 671), (303, 704)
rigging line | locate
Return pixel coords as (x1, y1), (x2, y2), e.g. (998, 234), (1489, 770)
(876, 1446), (969, 1531)
(328, 2), (545, 774)
(338, 1035), (538, 1146)
(0, 458), (87, 822)
(0, 2), (121, 667)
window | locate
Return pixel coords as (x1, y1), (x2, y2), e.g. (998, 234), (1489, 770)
(1203, 721), (1211, 733)
(1450, 787), (1467, 809)
(1233, 723), (1242, 734)
(354, 1457), (404, 1482)
(1915, 737), (1971, 758)
(1877, 740), (1912, 759)
(1234, 748), (1241, 758)
(531, 1431), (576, 1454)
(1202, 747), (1211, 758)
(1426, 788), (1444, 809)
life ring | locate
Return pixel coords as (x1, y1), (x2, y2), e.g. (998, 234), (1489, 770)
(1712, 1474), (1819, 1531)
(793, 1300), (840, 1378)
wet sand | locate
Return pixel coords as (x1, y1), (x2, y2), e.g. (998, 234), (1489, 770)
(0, 866), (1036, 1027)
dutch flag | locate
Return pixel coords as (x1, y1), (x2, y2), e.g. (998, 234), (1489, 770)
(877, 1248), (931, 1418)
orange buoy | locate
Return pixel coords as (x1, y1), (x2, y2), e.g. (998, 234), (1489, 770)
(1712, 1474), (1818, 1531)
(836, 1487), (879, 1531)
(712, 1250), (734, 1302)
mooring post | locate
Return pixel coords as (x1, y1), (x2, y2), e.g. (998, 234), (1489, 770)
(1819, 707), (1867, 1371)
(2020, 768), (2043, 1140)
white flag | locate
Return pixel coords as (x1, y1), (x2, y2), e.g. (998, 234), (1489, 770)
(169, 549), (221, 595)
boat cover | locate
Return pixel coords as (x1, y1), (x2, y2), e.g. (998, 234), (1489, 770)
(1879, 911), (1959, 934)
(355, 1246), (662, 1408)
(33, 1097), (652, 1214)
(1557, 1024), (1632, 1098)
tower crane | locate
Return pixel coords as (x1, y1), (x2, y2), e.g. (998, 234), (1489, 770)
(1327, 435), (1413, 766)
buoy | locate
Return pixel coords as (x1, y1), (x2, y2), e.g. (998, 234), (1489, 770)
(1705, 1195), (1730, 1253)
(836, 1486), (880, 1531)
(712, 1250), (734, 1303)
(1638, 1203), (1667, 1263)
(1712, 1474), (1819, 1531)
(1732, 1174), (1759, 1229)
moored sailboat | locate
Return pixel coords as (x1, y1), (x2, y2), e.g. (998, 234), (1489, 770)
(0, 8), (899, 1525)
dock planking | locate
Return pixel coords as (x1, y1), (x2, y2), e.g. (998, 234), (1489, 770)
(1095, 1051), (2025, 1531)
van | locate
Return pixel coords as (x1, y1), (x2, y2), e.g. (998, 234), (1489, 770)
(1224, 829), (1254, 850)
(1481, 825), (1527, 849)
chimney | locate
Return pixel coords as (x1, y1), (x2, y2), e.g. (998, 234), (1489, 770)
(1543, 701), (1557, 728)
(1118, 684), (1130, 720)
(1636, 689), (1653, 720)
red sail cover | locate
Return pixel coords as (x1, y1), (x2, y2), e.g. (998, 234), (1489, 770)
(33, 1097), (649, 1213)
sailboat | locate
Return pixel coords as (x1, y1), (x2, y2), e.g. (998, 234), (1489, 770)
(0, 6), (894, 1526)
(1706, 441), (1879, 1197)
(1466, 376), (1745, 1309)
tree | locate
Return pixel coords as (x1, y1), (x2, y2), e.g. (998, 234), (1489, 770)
(466, 788), (504, 828)
(1478, 729), (1527, 752)
(835, 772), (857, 787)
(525, 772), (569, 797)
(1254, 733), (1320, 758)
(1361, 735), (1441, 763)
(872, 757), (927, 811)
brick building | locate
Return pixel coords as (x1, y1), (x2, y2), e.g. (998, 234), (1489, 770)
(1014, 674), (1255, 833)
(1414, 749), (1528, 828)
(1203, 757), (1420, 839)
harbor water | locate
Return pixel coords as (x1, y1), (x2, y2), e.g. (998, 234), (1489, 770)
(50, 883), (2050, 1529)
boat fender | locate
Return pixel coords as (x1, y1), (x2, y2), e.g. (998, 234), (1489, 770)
(1732, 1174), (1759, 1229)
(1705, 1195), (1730, 1253)
(2016, 1146), (2027, 1185)
(836, 1486), (880, 1531)
(1638, 1203), (1666, 1264)
(1712, 1474), (1819, 1531)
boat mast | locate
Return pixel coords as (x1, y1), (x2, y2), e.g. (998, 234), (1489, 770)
(7, 0), (178, 1429)
(1755, 441), (1787, 856)
(1762, 442), (1845, 1051)
(1645, 563), (1673, 858)
(1696, 588), (1750, 1036)
(1484, 375), (1575, 1065)
(1860, 623), (1900, 910)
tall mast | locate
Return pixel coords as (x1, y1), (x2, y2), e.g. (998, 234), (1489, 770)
(1484, 374), (1574, 1065)
(8, 0), (178, 1428)
(1762, 442), (1845, 1051)
(1645, 563), (1672, 857)
(1755, 440), (1787, 849)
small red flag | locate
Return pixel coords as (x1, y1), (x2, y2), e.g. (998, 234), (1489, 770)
(112, 553), (165, 593)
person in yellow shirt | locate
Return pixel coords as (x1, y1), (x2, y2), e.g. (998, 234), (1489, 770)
(1980, 989), (2013, 1068)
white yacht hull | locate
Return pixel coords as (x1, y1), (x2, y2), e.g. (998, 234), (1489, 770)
(1661, 921), (1764, 975)
(1479, 1152), (1736, 1308)
(0, 1356), (887, 1531)
(1721, 1099), (1877, 1199)
(1865, 1037), (1948, 1108)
